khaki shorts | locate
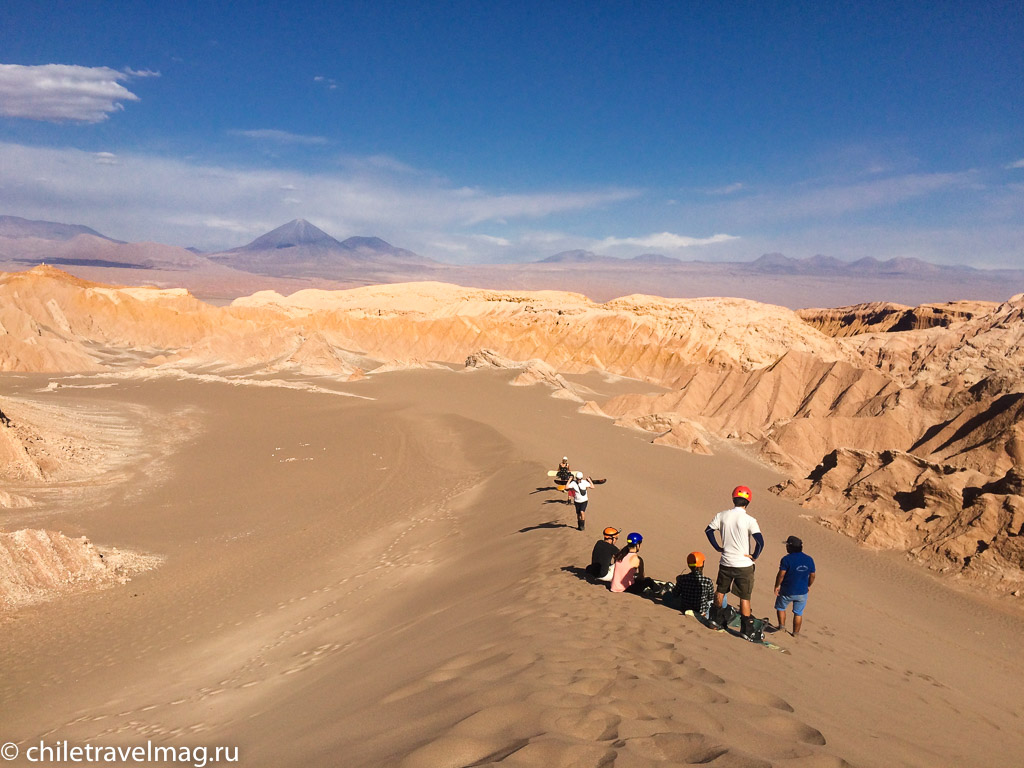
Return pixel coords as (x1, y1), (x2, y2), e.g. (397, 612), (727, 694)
(716, 564), (755, 601)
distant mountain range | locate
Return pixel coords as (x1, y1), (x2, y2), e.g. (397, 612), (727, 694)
(535, 249), (990, 276)
(747, 253), (976, 276)
(0, 215), (121, 243)
(538, 250), (681, 265)
(2, 214), (1023, 307)
(206, 219), (439, 279)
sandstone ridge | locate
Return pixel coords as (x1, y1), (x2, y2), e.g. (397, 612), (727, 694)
(2, 267), (1023, 595)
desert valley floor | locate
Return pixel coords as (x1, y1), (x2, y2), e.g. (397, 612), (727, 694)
(3, 363), (1024, 768)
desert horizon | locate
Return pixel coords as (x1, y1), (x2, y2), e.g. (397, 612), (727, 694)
(3, 214), (1024, 310)
(2, 265), (1024, 767)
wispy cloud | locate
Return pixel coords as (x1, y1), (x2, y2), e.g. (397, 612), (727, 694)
(470, 234), (512, 247)
(705, 182), (745, 196)
(0, 141), (639, 253)
(0, 63), (151, 122)
(1008, 159), (1024, 169)
(335, 153), (422, 175)
(456, 189), (639, 226)
(93, 152), (119, 165)
(596, 232), (739, 250)
(313, 75), (338, 90)
(708, 171), (975, 224)
(229, 129), (329, 146)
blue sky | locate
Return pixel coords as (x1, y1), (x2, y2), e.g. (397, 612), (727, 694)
(1, 1), (1021, 265)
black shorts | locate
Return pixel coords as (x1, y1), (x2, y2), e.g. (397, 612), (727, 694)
(574, 500), (589, 514)
(716, 564), (755, 601)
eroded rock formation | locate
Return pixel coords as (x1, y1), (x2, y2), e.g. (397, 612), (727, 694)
(0, 529), (160, 609)
(2, 266), (1023, 594)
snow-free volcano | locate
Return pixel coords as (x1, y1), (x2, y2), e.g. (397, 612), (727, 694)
(208, 219), (438, 279)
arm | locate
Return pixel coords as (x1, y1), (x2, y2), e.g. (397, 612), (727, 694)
(808, 572), (816, 588)
(704, 526), (723, 553)
(751, 532), (765, 560)
(774, 568), (786, 596)
(636, 555), (645, 579)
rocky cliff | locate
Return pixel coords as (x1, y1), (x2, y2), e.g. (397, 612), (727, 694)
(2, 266), (1022, 594)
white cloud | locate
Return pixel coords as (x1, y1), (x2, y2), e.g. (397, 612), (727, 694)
(230, 129), (329, 146)
(470, 234), (512, 247)
(596, 232), (739, 250)
(0, 141), (640, 253)
(1008, 159), (1024, 169)
(93, 152), (119, 165)
(0, 63), (147, 122)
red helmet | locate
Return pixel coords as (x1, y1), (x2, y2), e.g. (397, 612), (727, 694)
(732, 485), (752, 502)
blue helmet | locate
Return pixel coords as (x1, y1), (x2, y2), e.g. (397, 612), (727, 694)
(626, 532), (643, 546)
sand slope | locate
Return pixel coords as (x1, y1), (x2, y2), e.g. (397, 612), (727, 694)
(2, 371), (1022, 767)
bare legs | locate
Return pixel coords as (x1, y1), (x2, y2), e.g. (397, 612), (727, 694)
(776, 609), (803, 636)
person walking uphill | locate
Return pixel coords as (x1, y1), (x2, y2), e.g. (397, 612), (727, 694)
(774, 535), (816, 637)
(705, 485), (765, 640)
(566, 471), (605, 531)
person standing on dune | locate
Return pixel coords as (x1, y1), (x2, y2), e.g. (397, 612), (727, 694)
(705, 485), (764, 640)
(774, 535), (816, 637)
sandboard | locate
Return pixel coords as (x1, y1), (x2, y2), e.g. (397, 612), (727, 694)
(685, 610), (788, 653)
(548, 470), (607, 484)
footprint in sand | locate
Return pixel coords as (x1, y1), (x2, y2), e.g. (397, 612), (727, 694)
(614, 732), (732, 764)
(726, 682), (795, 712)
(747, 711), (827, 745)
(481, 739), (614, 768)
(684, 665), (726, 685)
(399, 735), (529, 768)
(549, 708), (621, 741)
(448, 702), (543, 740)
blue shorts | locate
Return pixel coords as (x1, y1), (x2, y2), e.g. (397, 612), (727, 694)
(774, 592), (808, 615)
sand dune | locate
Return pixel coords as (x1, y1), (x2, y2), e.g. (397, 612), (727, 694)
(2, 369), (1022, 768)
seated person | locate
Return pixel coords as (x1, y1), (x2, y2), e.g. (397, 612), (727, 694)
(609, 532), (657, 594)
(585, 527), (620, 581)
(673, 551), (715, 617)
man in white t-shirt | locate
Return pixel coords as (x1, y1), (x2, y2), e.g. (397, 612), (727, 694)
(705, 485), (765, 639)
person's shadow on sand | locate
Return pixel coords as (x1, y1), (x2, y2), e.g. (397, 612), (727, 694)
(561, 565), (590, 580)
(531, 486), (559, 494)
(518, 521), (574, 533)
